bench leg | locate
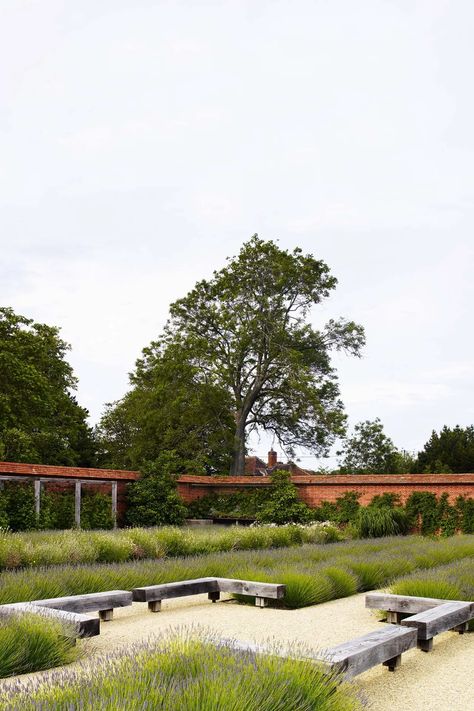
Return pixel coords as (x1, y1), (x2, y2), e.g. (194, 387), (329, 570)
(455, 622), (469, 634)
(99, 609), (113, 622)
(418, 638), (433, 653)
(386, 611), (399, 624)
(383, 654), (401, 672)
(208, 591), (220, 603)
(255, 597), (268, 608)
(148, 600), (162, 613)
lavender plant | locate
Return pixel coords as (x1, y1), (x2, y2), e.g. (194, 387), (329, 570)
(0, 632), (363, 711)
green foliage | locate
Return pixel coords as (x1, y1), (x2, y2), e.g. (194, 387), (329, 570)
(0, 535), (473, 609)
(369, 493), (401, 508)
(126, 456), (188, 527)
(96, 354), (234, 473)
(404, 492), (437, 535)
(415, 425), (474, 473)
(0, 523), (339, 572)
(338, 418), (414, 474)
(456, 495), (474, 534)
(0, 614), (78, 678)
(0, 634), (361, 711)
(106, 237), (365, 475)
(0, 485), (113, 532)
(80, 493), (114, 530)
(0, 307), (95, 466)
(257, 470), (312, 524)
(187, 489), (269, 519)
(2, 483), (37, 531)
(356, 506), (409, 538)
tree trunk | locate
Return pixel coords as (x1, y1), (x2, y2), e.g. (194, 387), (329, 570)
(229, 414), (246, 476)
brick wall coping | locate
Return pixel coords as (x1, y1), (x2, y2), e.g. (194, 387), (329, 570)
(178, 473), (474, 486)
(0, 461), (140, 482)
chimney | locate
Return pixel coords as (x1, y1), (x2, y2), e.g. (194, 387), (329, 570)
(268, 449), (277, 468)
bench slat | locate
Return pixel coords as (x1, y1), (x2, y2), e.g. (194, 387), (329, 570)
(401, 601), (473, 639)
(33, 590), (133, 613)
(132, 578), (218, 603)
(321, 626), (417, 678)
(0, 603), (100, 638)
(217, 578), (285, 599)
(366, 593), (448, 614)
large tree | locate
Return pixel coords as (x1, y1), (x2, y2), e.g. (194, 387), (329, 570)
(337, 418), (415, 474)
(415, 425), (474, 473)
(0, 307), (95, 465)
(121, 236), (364, 475)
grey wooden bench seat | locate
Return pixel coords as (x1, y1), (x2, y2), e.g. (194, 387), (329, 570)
(132, 577), (286, 612)
(0, 602), (99, 638)
(401, 601), (474, 651)
(319, 625), (418, 678)
(366, 592), (449, 623)
(32, 590), (133, 622)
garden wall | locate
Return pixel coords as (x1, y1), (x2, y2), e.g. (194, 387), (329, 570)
(177, 473), (474, 507)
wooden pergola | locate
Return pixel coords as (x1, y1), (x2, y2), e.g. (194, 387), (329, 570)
(0, 462), (140, 529)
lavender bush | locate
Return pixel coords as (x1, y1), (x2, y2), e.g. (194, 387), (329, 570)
(0, 632), (363, 711)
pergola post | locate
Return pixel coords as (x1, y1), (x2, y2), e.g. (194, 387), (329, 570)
(111, 481), (118, 529)
(34, 480), (41, 519)
(75, 481), (81, 529)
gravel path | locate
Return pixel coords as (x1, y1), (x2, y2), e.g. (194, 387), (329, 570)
(3, 592), (474, 709)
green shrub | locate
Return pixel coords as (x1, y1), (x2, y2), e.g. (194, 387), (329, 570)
(0, 614), (78, 678)
(257, 471), (312, 525)
(126, 459), (187, 527)
(0, 634), (361, 711)
(80, 493), (114, 530)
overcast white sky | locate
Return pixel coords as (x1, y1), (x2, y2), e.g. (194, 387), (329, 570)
(1, 0), (473, 468)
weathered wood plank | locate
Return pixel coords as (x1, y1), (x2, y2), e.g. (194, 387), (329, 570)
(365, 593), (448, 615)
(401, 601), (473, 641)
(33, 590), (133, 613)
(132, 578), (218, 603)
(0, 603), (100, 638)
(217, 578), (286, 599)
(320, 626), (417, 678)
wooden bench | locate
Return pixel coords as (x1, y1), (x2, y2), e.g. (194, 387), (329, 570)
(215, 626), (418, 679)
(132, 577), (286, 612)
(401, 601), (474, 652)
(32, 590), (133, 622)
(319, 625), (418, 678)
(0, 602), (100, 638)
(366, 593), (448, 624)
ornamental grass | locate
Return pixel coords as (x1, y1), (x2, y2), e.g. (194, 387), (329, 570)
(0, 632), (363, 711)
(0, 523), (342, 572)
(0, 614), (78, 678)
(0, 535), (473, 610)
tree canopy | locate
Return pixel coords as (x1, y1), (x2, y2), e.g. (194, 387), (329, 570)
(0, 307), (95, 465)
(415, 425), (474, 473)
(101, 236), (365, 475)
(96, 341), (234, 472)
(338, 418), (415, 474)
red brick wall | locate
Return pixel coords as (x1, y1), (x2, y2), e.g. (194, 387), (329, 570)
(177, 474), (474, 507)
